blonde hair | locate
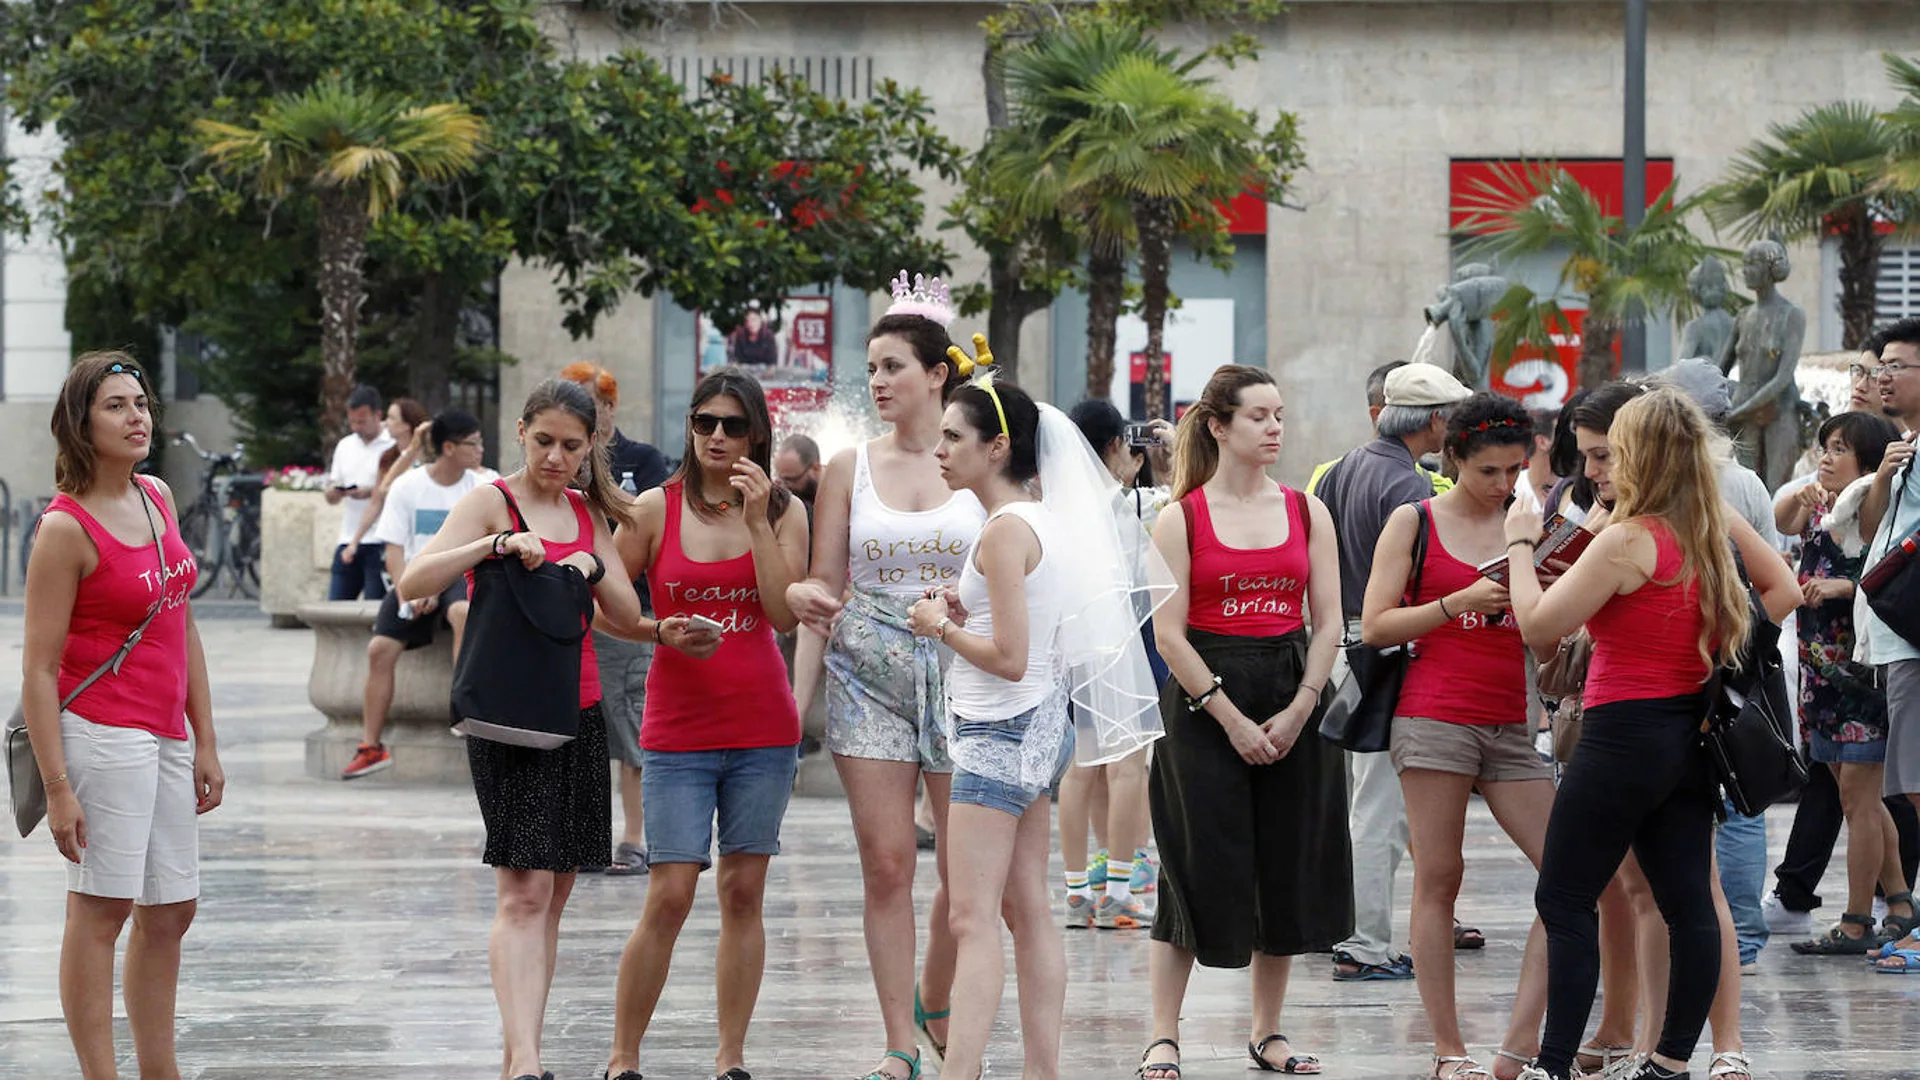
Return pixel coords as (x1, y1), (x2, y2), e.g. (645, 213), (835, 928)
(1170, 364), (1276, 500)
(1607, 387), (1751, 672)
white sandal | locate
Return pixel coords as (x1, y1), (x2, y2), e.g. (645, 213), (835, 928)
(1709, 1051), (1753, 1080)
(1433, 1056), (1492, 1080)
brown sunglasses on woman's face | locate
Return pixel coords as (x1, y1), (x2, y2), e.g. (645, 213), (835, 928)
(690, 412), (751, 438)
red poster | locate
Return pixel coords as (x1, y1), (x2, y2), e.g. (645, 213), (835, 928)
(1491, 308), (1619, 410)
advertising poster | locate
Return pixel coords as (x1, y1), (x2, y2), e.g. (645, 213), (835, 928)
(1109, 299), (1236, 420)
(1491, 307), (1620, 411)
(697, 296), (834, 426)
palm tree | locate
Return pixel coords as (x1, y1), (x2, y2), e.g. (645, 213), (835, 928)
(196, 79), (486, 448)
(1881, 53), (1920, 195)
(1455, 162), (1717, 392)
(1053, 52), (1289, 417)
(1704, 101), (1917, 350)
(994, 23), (1176, 405)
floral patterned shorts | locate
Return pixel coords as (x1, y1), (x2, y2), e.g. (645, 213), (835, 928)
(823, 589), (953, 772)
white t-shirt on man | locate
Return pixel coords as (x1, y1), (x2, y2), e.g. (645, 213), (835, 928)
(371, 467), (498, 563)
(328, 430), (396, 544)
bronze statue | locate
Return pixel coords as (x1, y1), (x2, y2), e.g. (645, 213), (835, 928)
(1721, 239), (1806, 491)
(1425, 263), (1507, 388)
(1679, 258), (1735, 366)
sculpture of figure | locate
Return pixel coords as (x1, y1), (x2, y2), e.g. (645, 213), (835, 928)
(1425, 262), (1508, 388)
(1722, 238), (1807, 491)
(1679, 257), (1735, 366)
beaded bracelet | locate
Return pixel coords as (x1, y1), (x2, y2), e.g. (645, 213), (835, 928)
(1186, 674), (1225, 713)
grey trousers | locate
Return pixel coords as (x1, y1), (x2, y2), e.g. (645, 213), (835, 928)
(1327, 620), (1409, 965)
(1884, 658), (1920, 799)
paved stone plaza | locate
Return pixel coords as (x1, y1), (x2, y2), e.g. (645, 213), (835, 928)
(1, 605), (1916, 1078)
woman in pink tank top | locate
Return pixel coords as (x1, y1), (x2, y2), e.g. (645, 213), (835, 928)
(1359, 393), (1554, 1080)
(400, 379), (643, 1080)
(603, 367), (809, 1080)
(1504, 389), (1797, 1080)
(19, 351), (218, 1079)
(1138, 365), (1344, 1080)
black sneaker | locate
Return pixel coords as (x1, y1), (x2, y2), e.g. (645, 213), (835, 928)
(1623, 1064), (1687, 1080)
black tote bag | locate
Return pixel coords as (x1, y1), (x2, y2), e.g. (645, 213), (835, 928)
(1862, 462), (1920, 648)
(1318, 502), (1429, 754)
(450, 491), (595, 748)
(1701, 557), (1806, 817)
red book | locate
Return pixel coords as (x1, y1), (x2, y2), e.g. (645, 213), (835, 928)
(1476, 514), (1595, 585)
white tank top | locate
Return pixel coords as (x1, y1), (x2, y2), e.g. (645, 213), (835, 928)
(947, 501), (1063, 721)
(846, 439), (986, 599)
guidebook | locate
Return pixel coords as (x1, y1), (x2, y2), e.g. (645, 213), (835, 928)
(1475, 513), (1594, 585)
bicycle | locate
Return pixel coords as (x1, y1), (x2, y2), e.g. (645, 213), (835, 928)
(173, 432), (264, 600)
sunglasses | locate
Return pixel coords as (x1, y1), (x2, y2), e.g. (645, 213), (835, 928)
(106, 362), (143, 381)
(690, 412), (751, 438)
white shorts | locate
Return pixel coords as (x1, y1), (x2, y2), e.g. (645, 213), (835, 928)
(60, 711), (200, 905)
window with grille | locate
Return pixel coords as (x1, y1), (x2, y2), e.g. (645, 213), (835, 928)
(1879, 245), (1920, 322)
(663, 55), (874, 101)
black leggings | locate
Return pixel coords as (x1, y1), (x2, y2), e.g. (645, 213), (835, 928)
(1535, 693), (1720, 1079)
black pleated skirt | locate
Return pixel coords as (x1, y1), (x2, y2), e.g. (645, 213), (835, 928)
(1148, 628), (1355, 967)
(469, 703), (611, 872)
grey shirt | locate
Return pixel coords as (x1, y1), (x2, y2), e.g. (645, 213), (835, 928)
(1719, 461), (1780, 548)
(1313, 437), (1436, 619)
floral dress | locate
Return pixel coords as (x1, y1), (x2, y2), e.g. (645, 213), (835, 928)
(1797, 508), (1887, 745)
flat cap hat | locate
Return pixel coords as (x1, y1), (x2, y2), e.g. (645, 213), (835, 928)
(1384, 363), (1473, 408)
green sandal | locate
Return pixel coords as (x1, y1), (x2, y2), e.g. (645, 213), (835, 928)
(913, 986), (949, 1065)
(859, 1049), (920, 1080)
(1789, 912), (1878, 955)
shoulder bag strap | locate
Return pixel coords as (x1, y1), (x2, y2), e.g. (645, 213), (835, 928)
(1407, 500), (1432, 604)
(1180, 490), (1198, 560)
(493, 478), (534, 535)
(61, 481), (167, 709)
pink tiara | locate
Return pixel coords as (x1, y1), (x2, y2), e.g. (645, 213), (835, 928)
(885, 270), (956, 327)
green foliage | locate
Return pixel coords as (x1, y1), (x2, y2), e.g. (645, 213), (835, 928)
(196, 78), (487, 219)
(1453, 161), (1721, 387)
(1881, 53), (1920, 195)
(1703, 100), (1913, 242)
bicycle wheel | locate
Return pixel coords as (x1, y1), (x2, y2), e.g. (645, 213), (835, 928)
(182, 503), (222, 598)
(231, 516), (261, 601)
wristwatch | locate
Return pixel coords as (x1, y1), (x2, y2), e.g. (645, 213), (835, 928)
(936, 616), (953, 640)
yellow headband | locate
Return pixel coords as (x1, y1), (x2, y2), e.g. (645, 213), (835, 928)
(947, 333), (1007, 437)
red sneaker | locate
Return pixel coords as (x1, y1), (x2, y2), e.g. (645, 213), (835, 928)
(341, 743), (392, 779)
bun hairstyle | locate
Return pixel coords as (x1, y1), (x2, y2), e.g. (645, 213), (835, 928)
(951, 379), (1040, 483)
(520, 379), (633, 529)
(52, 350), (149, 495)
(1444, 392), (1534, 460)
(667, 366), (793, 527)
(1069, 398), (1127, 459)
(868, 314), (962, 401)
(1607, 387), (1751, 673)
(1170, 364), (1277, 500)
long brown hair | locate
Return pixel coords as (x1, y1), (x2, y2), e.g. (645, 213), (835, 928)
(52, 350), (149, 495)
(379, 397), (431, 473)
(1169, 364), (1277, 500)
(1607, 387), (1751, 672)
(520, 379), (633, 529)
(666, 366), (792, 527)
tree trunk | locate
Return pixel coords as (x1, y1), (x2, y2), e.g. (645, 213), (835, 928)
(1578, 315), (1620, 392)
(1835, 203), (1882, 351)
(1085, 247), (1125, 403)
(1135, 197), (1176, 419)
(410, 270), (463, 412)
(315, 185), (370, 460)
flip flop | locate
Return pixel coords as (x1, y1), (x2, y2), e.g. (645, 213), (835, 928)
(1453, 919), (1486, 950)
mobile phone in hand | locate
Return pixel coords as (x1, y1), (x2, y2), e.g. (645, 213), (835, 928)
(1125, 422), (1159, 449)
(687, 614), (726, 637)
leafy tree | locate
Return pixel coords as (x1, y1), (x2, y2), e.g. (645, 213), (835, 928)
(0, 1), (958, 464)
(1882, 53), (1920, 194)
(1704, 101), (1917, 350)
(1454, 162), (1719, 392)
(198, 79), (485, 449)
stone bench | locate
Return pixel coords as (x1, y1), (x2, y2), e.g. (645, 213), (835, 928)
(300, 600), (470, 784)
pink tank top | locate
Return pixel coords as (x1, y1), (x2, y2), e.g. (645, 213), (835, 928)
(49, 477), (197, 739)
(1396, 503), (1525, 725)
(1183, 485), (1310, 637)
(642, 482), (800, 752)
(489, 480), (600, 710)
(1585, 518), (1710, 709)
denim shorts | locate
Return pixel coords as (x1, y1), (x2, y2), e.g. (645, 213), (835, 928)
(949, 707), (1076, 818)
(1808, 728), (1887, 765)
(640, 744), (799, 869)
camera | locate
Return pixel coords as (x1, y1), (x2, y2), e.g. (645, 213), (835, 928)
(1125, 422), (1159, 449)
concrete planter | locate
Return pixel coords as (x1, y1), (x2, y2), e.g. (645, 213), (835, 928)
(299, 601), (469, 784)
(260, 489), (340, 624)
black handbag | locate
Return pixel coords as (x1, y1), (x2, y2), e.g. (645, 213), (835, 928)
(1701, 554), (1806, 817)
(450, 494), (594, 748)
(1318, 501), (1429, 754)
(1861, 461), (1920, 648)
